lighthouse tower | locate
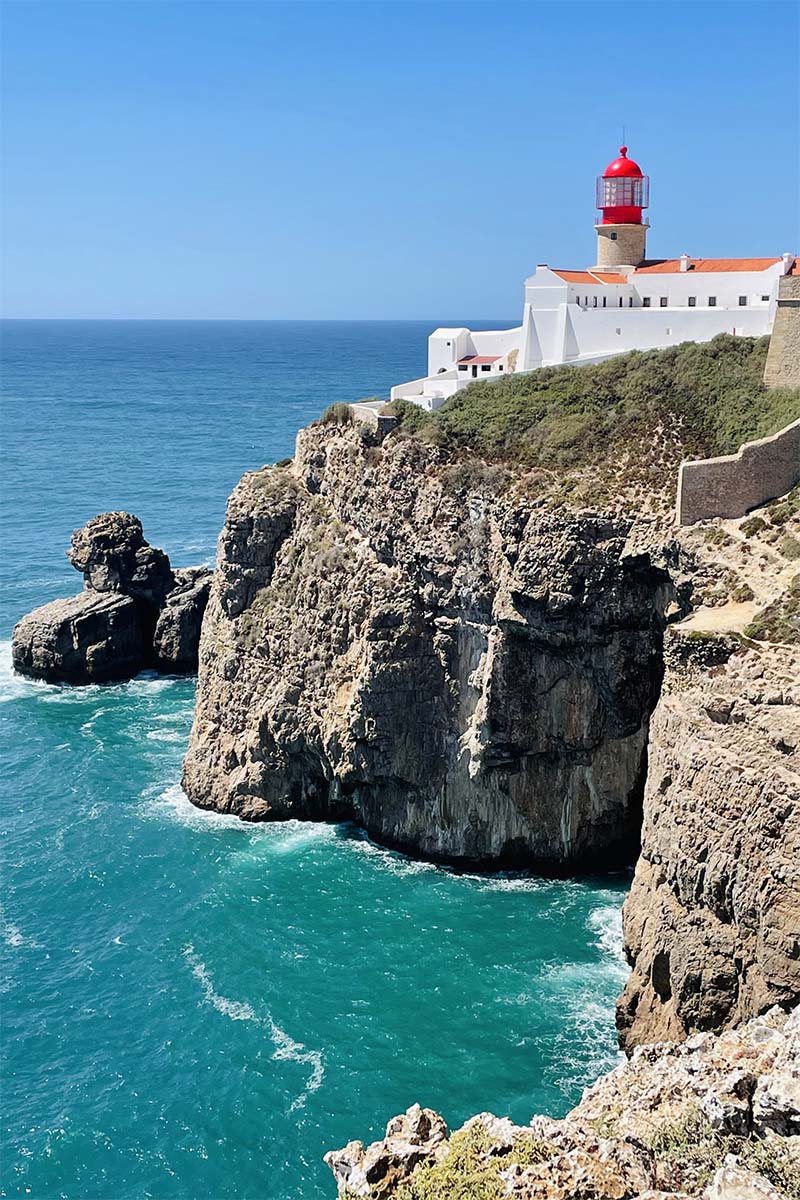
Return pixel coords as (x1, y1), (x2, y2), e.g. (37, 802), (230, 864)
(593, 146), (649, 272)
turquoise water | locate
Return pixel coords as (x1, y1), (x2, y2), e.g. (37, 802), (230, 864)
(1, 322), (628, 1199)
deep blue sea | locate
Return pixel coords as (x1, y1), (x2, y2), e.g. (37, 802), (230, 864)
(1, 321), (628, 1200)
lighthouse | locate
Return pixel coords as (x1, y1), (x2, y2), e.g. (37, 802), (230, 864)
(388, 142), (794, 410)
(593, 146), (649, 272)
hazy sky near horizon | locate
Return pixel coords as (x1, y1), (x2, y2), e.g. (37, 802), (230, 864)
(2, 0), (798, 320)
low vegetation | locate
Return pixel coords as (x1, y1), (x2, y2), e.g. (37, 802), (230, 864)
(744, 572), (800, 644)
(393, 1124), (552, 1200)
(388, 336), (799, 509)
(648, 1108), (800, 1197)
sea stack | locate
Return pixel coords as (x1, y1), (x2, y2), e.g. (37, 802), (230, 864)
(12, 513), (211, 684)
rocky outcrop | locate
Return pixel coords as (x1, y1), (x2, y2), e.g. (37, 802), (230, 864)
(12, 513), (211, 684)
(67, 512), (175, 610)
(183, 424), (676, 869)
(11, 591), (146, 684)
(617, 639), (800, 1051)
(153, 567), (212, 672)
(326, 1005), (800, 1198)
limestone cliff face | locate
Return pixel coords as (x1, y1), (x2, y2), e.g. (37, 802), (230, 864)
(617, 639), (800, 1051)
(183, 422), (674, 869)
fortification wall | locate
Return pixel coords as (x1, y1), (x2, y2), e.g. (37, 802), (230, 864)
(764, 275), (800, 388)
(676, 417), (800, 525)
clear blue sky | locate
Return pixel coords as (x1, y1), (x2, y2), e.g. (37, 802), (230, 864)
(2, 0), (798, 319)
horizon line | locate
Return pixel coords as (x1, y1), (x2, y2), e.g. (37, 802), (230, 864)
(0, 315), (517, 324)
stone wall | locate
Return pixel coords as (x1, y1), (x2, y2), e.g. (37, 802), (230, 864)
(764, 274), (800, 388)
(676, 417), (800, 525)
(593, 222), (647, 271)
(349, 403), (397, 438)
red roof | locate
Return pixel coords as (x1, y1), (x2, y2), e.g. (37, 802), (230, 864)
(458, 355), (500, 364)
(635, 257), (782, 275)
(552, 270), (628, 285)
(603, 146), (643, 179)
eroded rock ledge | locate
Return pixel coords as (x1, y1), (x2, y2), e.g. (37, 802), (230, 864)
(12, 513), (211, 684)
(183, 423), (677, 870)
(326, 1006), (800, 1199)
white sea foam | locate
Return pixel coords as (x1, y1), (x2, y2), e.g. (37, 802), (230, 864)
(0, 904), (41, 950)
(145, 729), (186, 743)
(341, 833), (440, 878)
(185, 948), (258, 1021)
(587, 902), (628, 981)
(142, 783), (253, 832)
(267, 1017), (326, 1112)
(183, 947), (324, 1111)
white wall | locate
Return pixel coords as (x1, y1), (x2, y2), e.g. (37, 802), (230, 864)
(427, 328), (472, 375)
(631, 263), (784, 311)
(551, 304), (772, 364)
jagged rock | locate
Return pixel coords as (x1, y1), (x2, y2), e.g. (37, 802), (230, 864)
(12, 513), (209, 685)
(323, 1104), (448, 1197)
(11, 592), (145, 684)
(67, 511), (174, 607)
(617, 641), (800, 1051)
(152, 568), (212, 672)
(751, 1008), (800, 1136)
(183, 423), (676, 868)
(704, 1164), (786, 1200)
(326, 1007), (800, 1198)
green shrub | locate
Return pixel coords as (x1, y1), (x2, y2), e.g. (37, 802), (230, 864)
(740, 515), (767, 537)
(388, 398), (436, 434)
(779, 533), (800, 560)
(320, 402), (354, 426)
(274, 457), (292, 468)
(396, 1125), (552, 1200)
(744, 575), (800, 644)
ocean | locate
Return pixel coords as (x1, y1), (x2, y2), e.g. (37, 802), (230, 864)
(0, 320), (628, 1199)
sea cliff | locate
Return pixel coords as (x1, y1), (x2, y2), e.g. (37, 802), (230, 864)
(183, 419), (676, 870)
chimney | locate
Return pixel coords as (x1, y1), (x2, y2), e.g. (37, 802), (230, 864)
(782, 252), (794, 274)
(680, 254), (691, 272)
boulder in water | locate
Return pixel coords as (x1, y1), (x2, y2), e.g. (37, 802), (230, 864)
(11, 592), (145, 684)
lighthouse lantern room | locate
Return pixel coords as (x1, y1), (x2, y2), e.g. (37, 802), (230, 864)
(593, 146), (650, 272)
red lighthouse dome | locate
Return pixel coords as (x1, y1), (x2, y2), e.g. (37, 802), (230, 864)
(596, 146), (649, 225)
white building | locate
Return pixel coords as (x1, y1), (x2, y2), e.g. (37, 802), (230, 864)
(391, 146), (797, 411)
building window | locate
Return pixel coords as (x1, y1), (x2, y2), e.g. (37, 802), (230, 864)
(498, 365), (503, 371)
(688, 297), (696, 307)
(593, 296), (597, 308)
(739, 295), (747, 306)
(618, 297), (623, 307)
(629, 297), (633, 307)
(458, 364), (468, 372)
(481, 364), (491, 372)
(660, 297), (668, 308)
(761, 294), (769, 301)
(602, 296), (607, 308)
(709, 296), (717, 306)
(610, 232), (617, 241)
(643, 297), (651, 307)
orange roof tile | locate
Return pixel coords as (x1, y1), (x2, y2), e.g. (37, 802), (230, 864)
(552, 269), (628, 285)
(634, 257), (782, 275)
